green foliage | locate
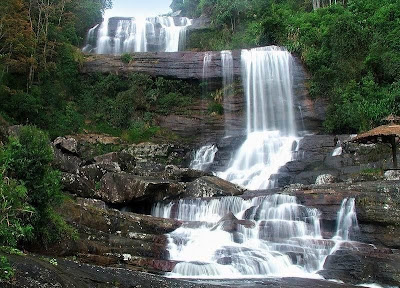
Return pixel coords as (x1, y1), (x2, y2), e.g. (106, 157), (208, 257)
(208, 102), (224, 115)
(0, 170), (34, 247)
(122, 121), (161, 144)
(170, 0), (202, 18)
(0, 0), (108, 138)
(0, 255), (14, 280)
(1, 126), (74, 245)
(121, 53), (133, 64)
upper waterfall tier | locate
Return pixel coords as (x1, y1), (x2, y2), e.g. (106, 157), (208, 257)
(82, 16), (192, 54)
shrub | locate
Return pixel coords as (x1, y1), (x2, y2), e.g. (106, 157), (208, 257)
(208, 102), (224, 115)
(122, 121), (160, 143)
(2, 126), (74, 245)
(0, 174), (34, 247)
(0, 256), (14, 280)
(121, 53), (133, 64)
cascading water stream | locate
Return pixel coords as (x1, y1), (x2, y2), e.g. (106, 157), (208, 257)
(217, 47), (299, 190)
(333, 198), (358, 241)
(82, 24), (99, 53)
(221, 50), (234, 137)
(190, 145), (218, 171)
(192, 47), (300, 189)
(83, 16), (192, 54)
(152, 196), (359, 279)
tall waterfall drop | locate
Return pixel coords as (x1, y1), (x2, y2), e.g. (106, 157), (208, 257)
(217, 46), (299, 190)
(83, 16), (192, 54)
(221, 50), (234, 137)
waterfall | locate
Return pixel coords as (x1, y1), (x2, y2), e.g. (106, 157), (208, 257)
(190, 145), (218, 171)
(82, 24), (99, 53)
(83, 16), (192, 54)
(134, 17), (148, 52)
(96, 19), (112, 54)
(217, 46), (299, 190)
(152, 195), (360, 279)
(333, 198), (358, 241)
(221, 50), (234, 136)
(152, 194), (353, 278)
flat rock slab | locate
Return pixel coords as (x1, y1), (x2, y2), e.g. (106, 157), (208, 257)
(185, 176), (245, 198)
(1, 253), (360, 288)
(97, 173), (171, 204)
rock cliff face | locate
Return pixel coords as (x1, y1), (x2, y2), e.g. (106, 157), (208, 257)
(54, 136), (244, 212)
(81, 51), (242, 80)
(81, 50), (326, 140)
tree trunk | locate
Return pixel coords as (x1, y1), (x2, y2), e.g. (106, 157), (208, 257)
(391, 136), (398, 168)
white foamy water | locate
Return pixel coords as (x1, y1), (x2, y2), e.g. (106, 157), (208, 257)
(215, 47), (298, 190)
(332, 146), (342, 156)
(190, 145), (218, 171)
(333, 198), (358, 241)
(152, 196), (359, 279)
(221, 50), (234, 136)
(83, 16), (192, 54)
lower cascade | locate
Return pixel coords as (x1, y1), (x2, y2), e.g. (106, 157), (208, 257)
(152, 195), (359, 279)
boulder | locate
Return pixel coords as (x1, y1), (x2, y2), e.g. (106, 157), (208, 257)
(319, 247), (400, 286)
(164, 165), (211, 182)
(315, 174), (336, 185)
(94, 151), (136, 172)
(52, 146), (82, 173)
(211, 212), (255, 232)
(384, 170), (400, 181)
(54, 136), (78, 154)
(185, 176), (244, 198)
(76, 197), (107, 209)
(79, 162), (121, 183)
(61, 172), (96, 198)
(96, 172), (174, 204)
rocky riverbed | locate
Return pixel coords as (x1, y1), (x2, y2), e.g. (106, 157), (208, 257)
(1, 130), (400, 287)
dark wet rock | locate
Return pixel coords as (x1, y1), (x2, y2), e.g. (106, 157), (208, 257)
(53, 146), (82, 173)
(79, 162), (121, 183)
(81, 51), (241, 80)
(76, 197), (107, 209)
(270, 134), (394, 187)
(125, 257), (179, 273)
(97, 172), (174, 204)
(0, 253), (224, 288)
(164, 165), (211, 182)
(25, 200), (183, 265)
(123, 142), (191, 171)
(242, 206), (258, 220)
(54, 136), (78, 154)
(61, 172), (96, 198)
(185, 176), (244, 198)
(212, 212), (255, 232)
(319, 246), (400, 286)
(93, 151), (136, 172)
